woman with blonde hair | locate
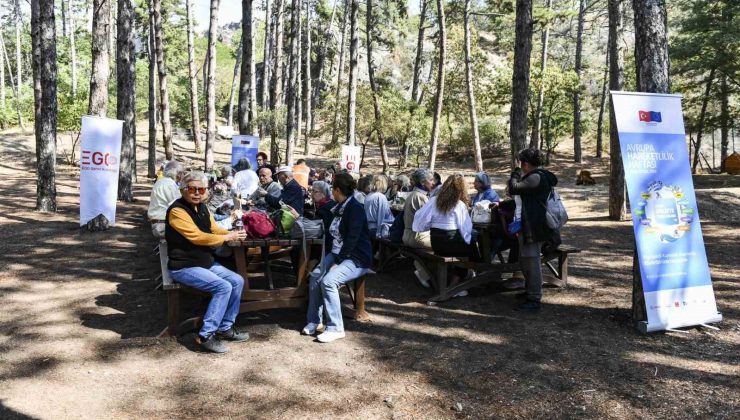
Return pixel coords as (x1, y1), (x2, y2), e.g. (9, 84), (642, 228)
(364, 174), (395, 238)
(413, 174), (479, 294)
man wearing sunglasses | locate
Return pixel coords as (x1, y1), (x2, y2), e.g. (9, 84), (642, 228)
(166, 171), (250, 353)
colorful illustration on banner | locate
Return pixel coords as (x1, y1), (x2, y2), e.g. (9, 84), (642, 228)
(635, 181), (694, 243)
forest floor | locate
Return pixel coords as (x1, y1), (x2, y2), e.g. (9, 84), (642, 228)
(1, 126), (739, 419)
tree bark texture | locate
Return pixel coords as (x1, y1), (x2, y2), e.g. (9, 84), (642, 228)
(296, 0), (303, 158)
(1, 33), (25, 128)
(573, 0), (585, 163)
(464, 0), (483, 172)
(32, 0), (42, 139)
(239, 0), (257, 135)
(304, 0), (312, 147)
(15, 0), (23, 89)
(153, 0), (174, 160)
(311, 0), (336, 132)
(285, 0), (300, 164)
(205, 0), (221, 171)
(229, 40), (243, 128)
(633, 0), (670, 93)
(89, 0), (110, 116)
(0, 31), (5, 108)
(596, 37), (610, 159)
(186, 0), (202, 153)
(510, 0), (533, 167)
(117, 0), (136, 202)
(345, 0), (359, 147)
(411, 0), (428, 105)
(428, 0), (446, 171)
(147, 10), (157, 178)
(530, 0), (551, 150)
(34, 0), (58, 212)
(330, 0), (349, 147)
(270, 0), (285, 164)
(691, 69), (715, 174)
(720, 74), (729, 172)
(262, 0), (272, 114)
(366, 0), (389, 173)
(608, 0), (625, 221)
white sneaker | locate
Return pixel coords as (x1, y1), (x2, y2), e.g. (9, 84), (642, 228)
(454, 290), (469, 298)
(414, 270), (431, 288)
(317, 330), (345, 343)
(466, 269), (477, 279)
(301, 323), (325, 335)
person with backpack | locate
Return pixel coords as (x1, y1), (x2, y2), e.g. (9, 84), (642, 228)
(166, 172), (250, 353)
(303, 173), (372, 343)
(507, 148), (559, 312)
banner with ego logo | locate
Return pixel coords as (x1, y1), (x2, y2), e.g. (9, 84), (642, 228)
(80, 116), (123, 226)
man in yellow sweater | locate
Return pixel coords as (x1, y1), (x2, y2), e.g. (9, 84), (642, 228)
(166, 172), (249, 353)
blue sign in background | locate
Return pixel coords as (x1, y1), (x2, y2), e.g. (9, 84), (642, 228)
(619, 132), (712, 293)
(231, 135), (259, 169)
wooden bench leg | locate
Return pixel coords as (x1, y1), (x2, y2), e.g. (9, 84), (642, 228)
(157, 289), (181, 338)
(428, 263), (449, 304)
(558, 252), (569, 287)
(354, 277), (370, 321)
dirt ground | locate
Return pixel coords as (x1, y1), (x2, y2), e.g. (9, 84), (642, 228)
(0, 126), (738, 419)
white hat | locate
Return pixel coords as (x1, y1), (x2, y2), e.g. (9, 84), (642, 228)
(276, 165), (292, 174)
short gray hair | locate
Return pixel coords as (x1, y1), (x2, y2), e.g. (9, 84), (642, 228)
(180, 171), (208, 187)
(311, 181), (332, 198)
(410, 169), (433, 186)
(221, 164), (233, 175)
(163, 160), (184, 180)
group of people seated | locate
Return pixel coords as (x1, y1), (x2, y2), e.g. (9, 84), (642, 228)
(147, 148), (559, 353)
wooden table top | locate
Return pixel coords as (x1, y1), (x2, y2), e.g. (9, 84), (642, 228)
(226, 237), (325, 247)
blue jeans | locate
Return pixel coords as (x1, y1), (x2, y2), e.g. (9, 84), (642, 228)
(169, 263), (244, 339)
(307, 253), (368, 332)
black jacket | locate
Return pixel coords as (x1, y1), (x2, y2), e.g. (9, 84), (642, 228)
(265, 178), (305, 216)
(165, 198), (215, 269)
(333, 196), (373, 268)
(508, 168), (558, 244)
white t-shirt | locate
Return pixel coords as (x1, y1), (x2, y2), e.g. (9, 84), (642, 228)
(412, 196), (473, 244)
(232, 169), (259, 198)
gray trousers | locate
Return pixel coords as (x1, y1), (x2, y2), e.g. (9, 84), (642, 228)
(518, 236), (543, 302)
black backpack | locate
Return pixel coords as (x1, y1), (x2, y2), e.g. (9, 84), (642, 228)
(388, 210), (405, 244)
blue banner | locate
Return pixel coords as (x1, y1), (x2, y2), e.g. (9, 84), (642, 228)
(611, 92), (721, 332)
(231, 135), (259, 169)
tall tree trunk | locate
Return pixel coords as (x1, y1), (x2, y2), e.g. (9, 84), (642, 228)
(0, 31), (5, 109)
(691, 69), (715, 173)
(345, 0), (359, 146)
(186, 0), (202, 153)
(239, 0), (257, 135)
(33, 0), (58, 212)
(311, 0), (336, 131)
(32, 0), (42, 138)
(631, 0), (670, 327)
(285, 0), (300, 164)
(596, 36), (609, 159)
(15, 0), (23, 90)
(62, 0), (68, 36)
(261, 0), (272, 135)
(147, 8), (157, 178)
(69, 1), (78, 97)
(399, 0), (428, 169)
(720, 74), (729, 172)
(510, 0), (534, 167)
(304, 0), (312, 147)
(89, 0), (110, 116)
(530, 0), (551, 149)
(1, 34), (25, 128)
(608, 0), (625, 220)
(270, 0), (285, 164)
(573, 0), (585, 162)
(153, 0), (174, 160)
(428, 0), (446, 171)
(296, 1), (303, 157)
(633, 0), (670, 94)
(229, 40), (243, 128)
(366, 0), (389, 173)
(117, 0), (136, 202)
(463, 0), (482, 172)
(205, 0), (221, 171)
(330, 0), (349, 147)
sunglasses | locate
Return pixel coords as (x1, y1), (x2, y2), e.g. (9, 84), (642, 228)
(186, 186), (207, 195)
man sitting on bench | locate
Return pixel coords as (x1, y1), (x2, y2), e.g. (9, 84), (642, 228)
(166, 171), (250, 353)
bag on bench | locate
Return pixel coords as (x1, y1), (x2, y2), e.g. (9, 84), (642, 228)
(543, 189), (568, 229)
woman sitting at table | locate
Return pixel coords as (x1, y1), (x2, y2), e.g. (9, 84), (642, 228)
(303, 173), (372, 343)
(166, 172), (250, 354)
(364, 174), (395, 238)
(472, 172), (501, 205)
(402, 169), (435, 287)
(412, 173), (479, 296)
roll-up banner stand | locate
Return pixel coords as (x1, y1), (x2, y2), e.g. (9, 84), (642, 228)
(231, 135), (260, 169)
(341, 145), (362, 174)
(611, 91), (722, 332)
(79, 116), (124, 226)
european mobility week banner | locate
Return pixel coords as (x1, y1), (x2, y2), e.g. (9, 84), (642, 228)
(611, 91), (722, 332)
(231, 135), (259, 169)
(79, 115), (124, 226)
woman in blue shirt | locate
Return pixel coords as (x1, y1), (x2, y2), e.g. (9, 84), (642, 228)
(472, 172), (500, 205)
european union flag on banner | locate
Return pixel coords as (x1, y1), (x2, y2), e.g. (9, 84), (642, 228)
(650, 111), (662, 122)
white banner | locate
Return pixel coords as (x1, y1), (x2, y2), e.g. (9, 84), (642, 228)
(611, 91), (721, 332)
(80, 116), (123, 226)
(341, 145), (361, 174)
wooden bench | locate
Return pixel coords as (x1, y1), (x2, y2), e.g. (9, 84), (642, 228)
(374, 238), (402, 273)
(341, 275), (370, 322)
(398, 244), (581, 304)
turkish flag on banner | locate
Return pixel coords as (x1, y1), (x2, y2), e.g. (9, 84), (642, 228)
(639, 110), (651, 122)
